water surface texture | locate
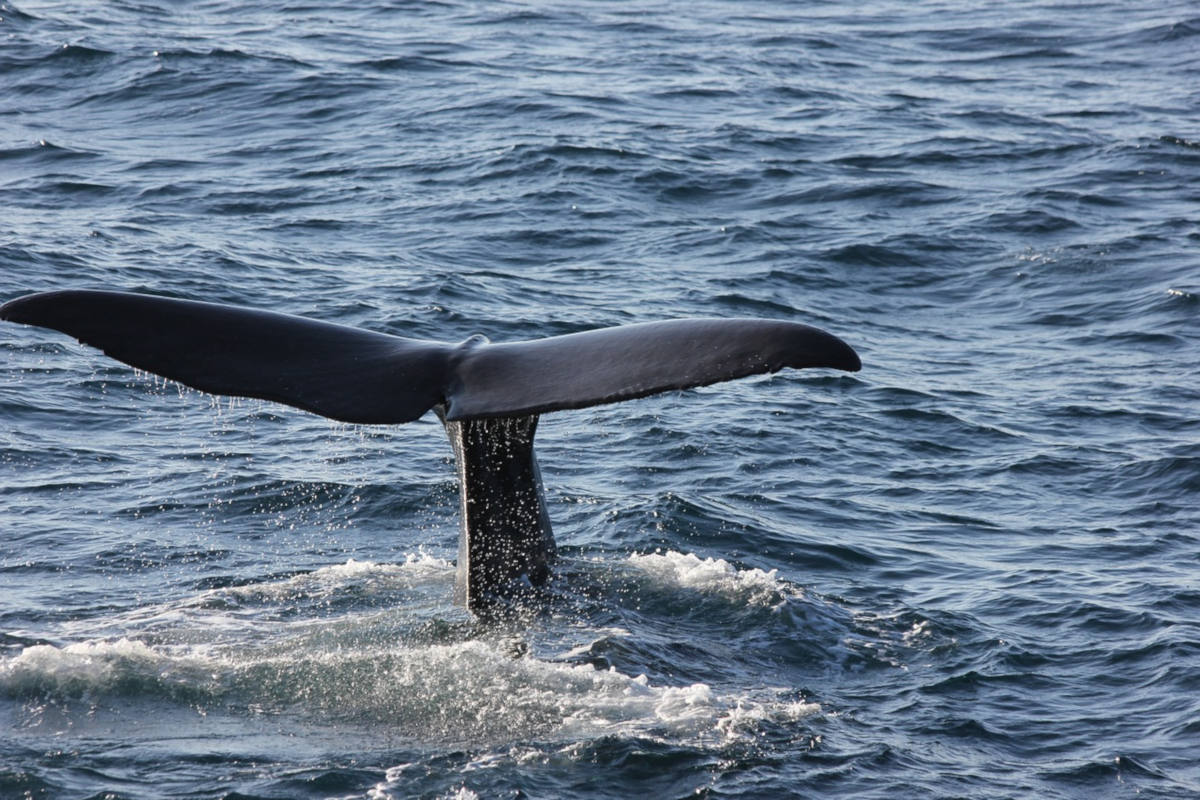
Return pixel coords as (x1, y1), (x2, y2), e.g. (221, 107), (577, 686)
(2, 1), (1199, 798)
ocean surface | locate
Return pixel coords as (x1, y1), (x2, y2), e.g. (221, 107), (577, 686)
(1, 1), (1198, 798)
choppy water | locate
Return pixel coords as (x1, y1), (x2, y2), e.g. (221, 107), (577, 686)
(2, 1), (1198, 798)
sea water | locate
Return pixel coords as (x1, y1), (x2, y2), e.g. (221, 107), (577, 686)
(1, 1), (1198, 797)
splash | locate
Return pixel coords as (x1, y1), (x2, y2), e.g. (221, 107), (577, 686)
(1, 638), (217, 702)
(210, 554), (455, 602)
(2, 553), (820, 751)
(625, 551), (788, 607)
(2, 631), (816, 747)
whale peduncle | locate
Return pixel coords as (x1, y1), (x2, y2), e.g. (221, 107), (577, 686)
(438, 410), (556, 612)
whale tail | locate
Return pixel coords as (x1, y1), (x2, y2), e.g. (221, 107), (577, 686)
(1, 289), (861, 612)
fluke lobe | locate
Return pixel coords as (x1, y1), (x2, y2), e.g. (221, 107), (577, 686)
(1, 290), (861, 614)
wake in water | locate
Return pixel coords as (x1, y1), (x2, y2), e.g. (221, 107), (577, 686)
(2, 552), (841, 751)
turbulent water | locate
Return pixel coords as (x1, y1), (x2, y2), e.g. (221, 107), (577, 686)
(2, 1), (1198, 798)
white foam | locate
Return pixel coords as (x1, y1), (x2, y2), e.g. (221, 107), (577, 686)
(3, 553), (818, 749)
(367, 772), (479, 800)
(44, 555), (458, 647)
(257, 637), (818, 745)
(1, 637), (210, 699)
(625, 550), (788, 607)
(714, 697), (820, 740)
(213, 554), (455, 602)
(3, 633), (818, 746)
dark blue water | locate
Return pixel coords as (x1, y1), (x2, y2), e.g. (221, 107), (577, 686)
(2, 1), (1198, 798)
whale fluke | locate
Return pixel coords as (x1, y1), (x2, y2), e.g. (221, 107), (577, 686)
(2, 289), (861, 613)
(0, 289), (450, 424)
(0, 290), (859, 422)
